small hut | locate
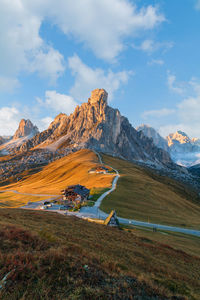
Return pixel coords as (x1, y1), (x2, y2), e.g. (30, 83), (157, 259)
(104, 210), (119, 227)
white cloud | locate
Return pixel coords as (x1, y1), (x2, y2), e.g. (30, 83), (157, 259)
(159, 123), (200, 139)
(0, 0), (65, 91)
(140, 40), (155, 52)
(0, 106), (21, 135)
(158, 124), (190, 138)
(142, 108), (175, 119)
(167, 72), (185, 94)
(39, 90), (78, 114)
(0, 0), (164, 90)
(37, 0), (164, 61)
(39, 116), (54, 130)
(176, 81), (200, 125)
(133, 39), (173, 54)
(29, 47), (65, 84)
(142, 78), (200, 138)
(148, 59), (164, 66)
(68, 54), (132, 101)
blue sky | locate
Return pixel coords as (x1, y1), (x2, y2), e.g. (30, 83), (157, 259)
(0, 0), (200, 138)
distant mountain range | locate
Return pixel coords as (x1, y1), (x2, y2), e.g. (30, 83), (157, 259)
(0, 89), (174, 168)
(2, 88), (199, 168)
(137, 125), (200, 167)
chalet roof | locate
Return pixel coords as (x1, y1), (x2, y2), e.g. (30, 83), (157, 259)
(63, 184), (90, 197)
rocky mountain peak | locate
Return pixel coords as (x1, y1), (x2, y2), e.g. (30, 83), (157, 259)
(136, 124), (169, 152)
(14, 89), (174, 167)
(88, 88), (108, 105)
(13, 119), (39, 140)
(167, 131), (191, 146)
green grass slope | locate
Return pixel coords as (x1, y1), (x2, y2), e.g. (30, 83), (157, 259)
(101, 155), (200, 230)
(0, 209), (200, 299)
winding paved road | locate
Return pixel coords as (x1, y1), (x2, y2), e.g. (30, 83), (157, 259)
(3, 151), (200, 237)
(81, 151), (200, 237)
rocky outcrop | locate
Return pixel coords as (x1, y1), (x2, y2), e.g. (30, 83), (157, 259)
(167, 131), (200, 157)
(0, 136), (11, 145)
(13, 119), (39, 140)
(138, 127), (200, 167)
(165, 131), (200, 167)
(0, 120), (39, 156)
(16, 89), (173, 166)
(137, 124), (169, 152)
(167, 131), (191, 146)
(0, 137), (5, 145)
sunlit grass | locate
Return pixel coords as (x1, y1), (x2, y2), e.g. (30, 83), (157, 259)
(101, 154), (200, 229)
(0, 149), (114, 195)
(0, 192), (50, 208)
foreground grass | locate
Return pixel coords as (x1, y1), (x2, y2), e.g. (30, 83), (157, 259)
(0, 149), (114, 195)
(0, 192), (50, 208)
(0, 209), (200, 299)
(90, 187), (110, 202)
(122, 225), (200, 258)
(100, 155), (200, 230)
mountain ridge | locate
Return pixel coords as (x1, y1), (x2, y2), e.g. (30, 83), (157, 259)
(0, 119), (39, 155)
(136, 124), (169, 152)
(13, 119), (39, 140)
(137, 124), (200, 167)
(13, 89), (173, 167)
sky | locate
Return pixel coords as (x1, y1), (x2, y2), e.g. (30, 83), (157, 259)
(0, 0), (200, 138)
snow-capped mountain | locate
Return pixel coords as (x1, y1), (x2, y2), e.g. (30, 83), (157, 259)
(137, 125), (200, 167)
(166, 131), (200, 167)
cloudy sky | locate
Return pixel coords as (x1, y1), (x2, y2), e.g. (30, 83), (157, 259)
(0, 0), (200, 138)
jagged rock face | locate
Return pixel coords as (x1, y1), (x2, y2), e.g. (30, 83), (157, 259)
(0, 137), (5, 145)
(13, 119), (39, 140)
(88, 88), (108, 105)
(137, 124), (169, 152)
(0, 136), (11, 145)
(164, 131), (200, 167)
(166, 131), (200, 153)
(17, 89), (173, 166)
(167, 131), (192, 147)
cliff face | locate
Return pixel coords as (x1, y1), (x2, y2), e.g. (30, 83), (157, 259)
(17, 89), (173, 166)
(166, 131), (200, 152)
(137, 124), (169, 152)
(0, 137), (5, 145)
(137, 126), (200, 167)
(13, 119), (39, 140)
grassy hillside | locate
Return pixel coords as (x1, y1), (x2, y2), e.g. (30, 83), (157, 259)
(101, 155), (200, 230)
(124, 225), (200, 258)
(0, 192), (51, 208)
(0, 149), (114, 195)
(0, 208), (200, 299)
